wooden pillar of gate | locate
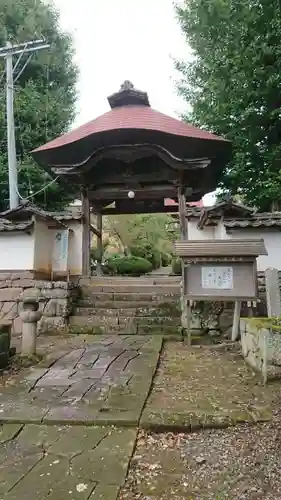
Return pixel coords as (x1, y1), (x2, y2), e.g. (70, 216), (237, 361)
(177, 186), (191, 344)
(82, 188), (91, 276)
(96, 212), (103, 276)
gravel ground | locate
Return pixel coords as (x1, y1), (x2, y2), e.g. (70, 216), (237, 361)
(120, 412), (281, 500)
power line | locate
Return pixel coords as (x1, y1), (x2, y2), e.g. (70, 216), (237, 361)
(14, 53), (34, 84)
(0, 39), (50, 209)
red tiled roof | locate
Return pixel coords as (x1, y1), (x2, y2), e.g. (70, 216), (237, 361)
(165, 198), (203, 208)
(33, 106), (228, 153)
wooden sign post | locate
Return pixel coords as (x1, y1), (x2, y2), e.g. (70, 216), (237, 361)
(174, 239), (267, 343)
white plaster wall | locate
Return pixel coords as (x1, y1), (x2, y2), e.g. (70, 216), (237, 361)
(67, 221), (83, 275)
(0, 232), (34, 270)
(188, 218), (281, 271)
(188, 220), (215, 240)
(214, 220), (228, 239)
(33, 219), (52, 274)
(228, 228), (281, 271)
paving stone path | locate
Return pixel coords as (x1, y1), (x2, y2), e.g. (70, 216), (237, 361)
(0, 335), (162, 426)
(0, 424), (136, 499)
(0, 335), (161, 499)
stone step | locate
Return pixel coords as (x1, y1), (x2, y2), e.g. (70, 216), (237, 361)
(81, 292), (180, 303)
(75, 306), (181, 317)
(81, 285), (180, 295)
(69, 316), (181, 335)
(80, 277), (180, 286)
(76, 299), (181, 310)
(70, 315), (180, 326)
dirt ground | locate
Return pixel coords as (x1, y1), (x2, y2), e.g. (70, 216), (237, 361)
(120, 417), (281, 500)
(141, 343), (279, 429)
(120, 343), (281, 500)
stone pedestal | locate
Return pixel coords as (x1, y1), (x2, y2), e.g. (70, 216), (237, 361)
(20, 298), (42, 355)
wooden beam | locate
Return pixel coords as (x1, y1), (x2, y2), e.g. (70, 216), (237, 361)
(178, 187), (188, 240)
(90, 224), (101, 238)
(89, 185), (177, 200)
(101, 205), (180, 215)
(81, 189), (91, 276)
(96, 212), (103, 276)
(90, 170), (175, 184)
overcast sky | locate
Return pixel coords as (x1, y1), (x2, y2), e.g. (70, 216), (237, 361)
(54, 0), (188, 125)
(53, 0), (214, 204)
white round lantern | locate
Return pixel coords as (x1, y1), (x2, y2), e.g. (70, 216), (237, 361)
(128, 190), (135, 199)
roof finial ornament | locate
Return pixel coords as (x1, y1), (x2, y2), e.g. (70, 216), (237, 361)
(108, 81), (150, 109)
(120, 80), (134, 91)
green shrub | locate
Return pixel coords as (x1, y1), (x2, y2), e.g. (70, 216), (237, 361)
(90, 240), (110, 262)
(105, 255), (153, 276)
(172, 258), (181, 275)
(161, 252), (171, 267)
(130, 241), (161, 269)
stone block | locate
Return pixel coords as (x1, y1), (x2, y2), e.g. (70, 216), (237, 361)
(43, 298), (70, 318)
(38, 316), (66, 334)
(53, 281), (75, 290)
(20, 288), (42, 300)
(0, 280), (12, 289)
(10, 271), (34, 280)
(11, 279), (36, 289)
(41, 288), (70, 299)
(0, 288), (22, 301)
(0, 302), (18, 321)
(0, 273), (12, 281)
(33, 280), (53, 289)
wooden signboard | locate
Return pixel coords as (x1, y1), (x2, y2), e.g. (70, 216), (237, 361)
(174, 239), (267, 302)
(184, 261), (257, 301)
(174, 239), (268, 342)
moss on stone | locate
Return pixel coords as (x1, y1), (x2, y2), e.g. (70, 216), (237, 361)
(246, 317), (281, 332)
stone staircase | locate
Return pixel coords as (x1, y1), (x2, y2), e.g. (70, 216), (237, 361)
(69, 276), (182, 335)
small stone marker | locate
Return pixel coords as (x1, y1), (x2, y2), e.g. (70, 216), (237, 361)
(265, 267), (281, 317)
(20, 297), (42, 355)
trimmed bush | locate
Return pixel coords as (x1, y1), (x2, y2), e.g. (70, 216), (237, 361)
(130, 242), (161, 269)
(105, 255), (153, 276)
(172, 258), (181, 276)
(161, 252), (171, 267)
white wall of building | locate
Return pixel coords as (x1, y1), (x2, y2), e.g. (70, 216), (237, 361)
(228, 228), (281, 271)
(67, 221), (83, 275)
(0, 232), (34, 271)
(33, 219), (53, 274)
(188, 220), (215, 240)
(0, 217), (84, 276)
(188, 218), (281, 271)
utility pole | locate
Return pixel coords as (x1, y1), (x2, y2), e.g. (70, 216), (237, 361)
(0, 39), (50, 209)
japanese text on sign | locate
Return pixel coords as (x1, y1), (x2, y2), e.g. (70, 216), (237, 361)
(201, 266), (233, 290)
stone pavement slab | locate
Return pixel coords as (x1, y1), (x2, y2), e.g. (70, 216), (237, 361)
(0, 335), (162, 427)
(0, 424), (136, 500)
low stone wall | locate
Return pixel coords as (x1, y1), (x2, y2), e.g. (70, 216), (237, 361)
(0, 272), (78, 335)
(240, 319), (281, 374)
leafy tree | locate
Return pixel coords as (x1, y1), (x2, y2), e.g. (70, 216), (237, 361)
(104, 214), (177, 258)
(0, 0), (78, 211)
(176, 0), (281, 211)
